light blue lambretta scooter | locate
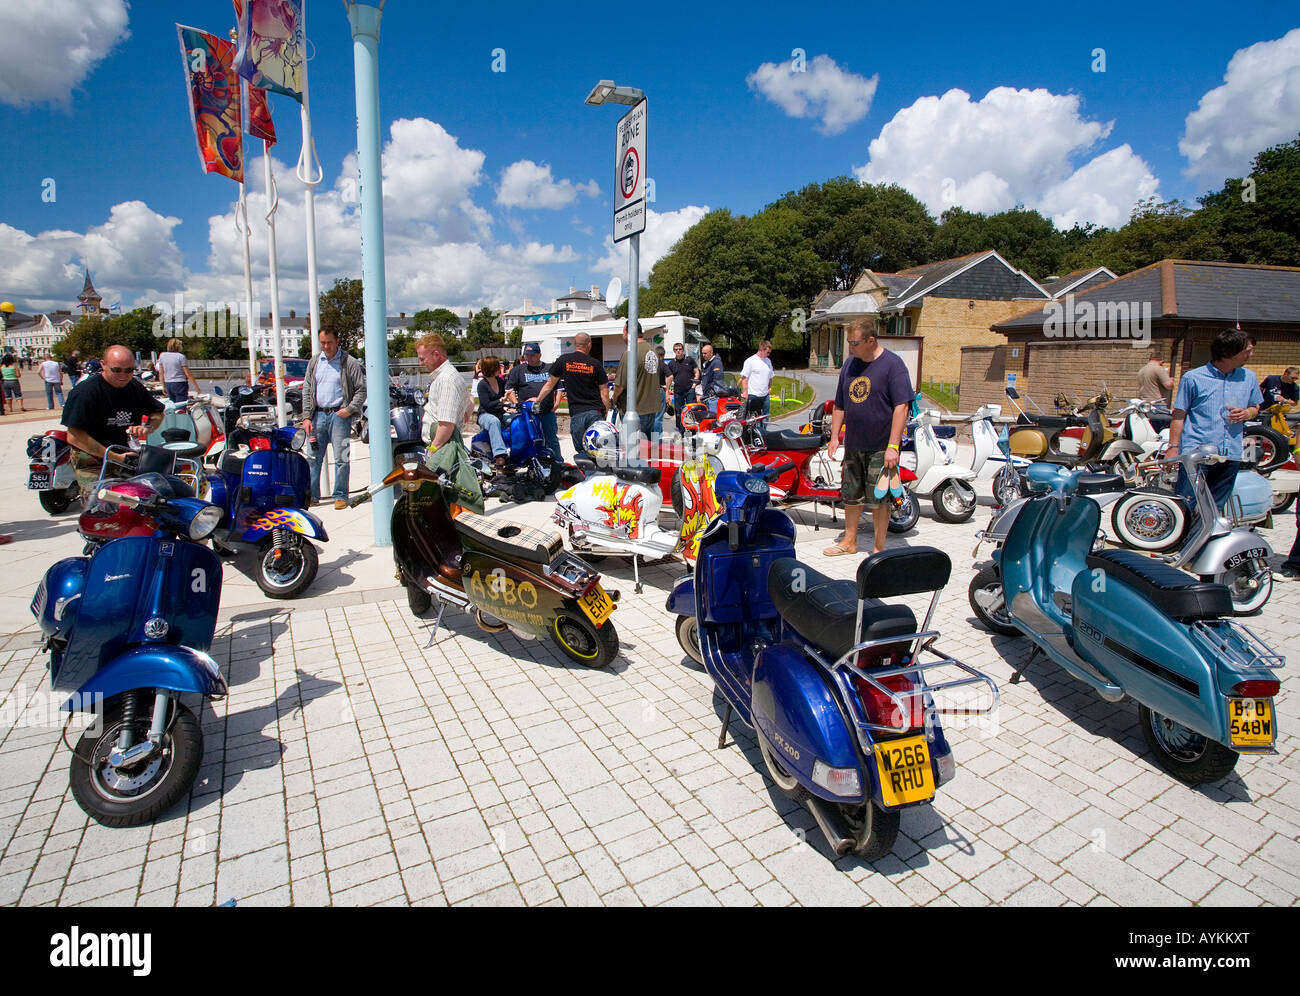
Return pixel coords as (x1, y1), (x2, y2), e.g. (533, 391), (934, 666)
(969, 458), (1284, 784)
(669, 469), (998, 859)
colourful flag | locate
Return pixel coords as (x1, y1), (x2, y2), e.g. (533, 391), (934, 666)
(233, 0), (305, 103)
(243, 80), (277, 147)
(177, 25), (244, 183)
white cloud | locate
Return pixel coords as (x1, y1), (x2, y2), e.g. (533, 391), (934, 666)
(1039, 146), (1160, 229)
(496, 160), (600, 209)
(747, 54), (878, 135)
(512, 242), (581, 265)
(854, 86), (1159, 228)
(0, 201), (184, 313)
(596, 205), (711, 279)
(0, 0), (129, 108)
(1180, 28), (1300, 179)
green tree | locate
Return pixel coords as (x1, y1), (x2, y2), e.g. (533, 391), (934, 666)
(1196, 135), (1300, 266)
(933, 206), (1071, 278)
(387, 332), (416, 358)
(410, 307), (462, 335)
(465, 307), (500, 349)
(319, 278), (364, 352)
(1062, 198), (1220, 274)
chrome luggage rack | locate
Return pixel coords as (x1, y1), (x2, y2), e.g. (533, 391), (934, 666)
(1191, 620), (1285, 673)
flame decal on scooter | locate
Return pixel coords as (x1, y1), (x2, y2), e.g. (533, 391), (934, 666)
(249, 508), (308, 532)
(592, 481), (644, 539)
(678, 460), (719, 563)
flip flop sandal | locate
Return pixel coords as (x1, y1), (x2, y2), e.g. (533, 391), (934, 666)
(823, 544), (853, 557)
(873, 469), (891, 499)
(889, 468), (904, 497)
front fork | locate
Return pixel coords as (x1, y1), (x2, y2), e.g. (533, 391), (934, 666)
(107, 689), (172, 768)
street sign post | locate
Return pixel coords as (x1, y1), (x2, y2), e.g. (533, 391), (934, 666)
(613, 99), (647, 243)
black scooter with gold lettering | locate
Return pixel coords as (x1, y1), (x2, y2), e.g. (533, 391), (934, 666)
(351, 458), (621, 668)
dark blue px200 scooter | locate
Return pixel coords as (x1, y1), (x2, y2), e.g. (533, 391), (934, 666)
(200, 404), (326, 599)
(32, 472), (228, 826)
(669, 470), (998, 859)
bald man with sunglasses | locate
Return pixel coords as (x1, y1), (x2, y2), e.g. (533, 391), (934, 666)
(63, 344), (164, 490)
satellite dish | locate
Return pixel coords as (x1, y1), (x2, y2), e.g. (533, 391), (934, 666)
(605, 278), (623, 311)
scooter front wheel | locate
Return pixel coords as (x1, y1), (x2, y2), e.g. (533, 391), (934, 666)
(1138, 705), (1239, 784)
(255, 538), (319, 599)
(69, 698), (202, 827)
(551, 611), (618, 668)
(675, 615), (703, 665)
(931, 480), (977, 523)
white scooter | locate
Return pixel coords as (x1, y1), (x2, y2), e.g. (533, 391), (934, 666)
(555, 421), (747, 593)
(901, 408), (981, 524)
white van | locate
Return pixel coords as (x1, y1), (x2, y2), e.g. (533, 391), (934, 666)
(521, 311), (704, 370)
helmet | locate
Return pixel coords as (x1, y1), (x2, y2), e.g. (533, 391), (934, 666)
(583, 420), (618, 458)
(84, 359), (103, 375)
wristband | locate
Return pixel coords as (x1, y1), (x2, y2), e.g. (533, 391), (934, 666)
(888, 443), (900, 451)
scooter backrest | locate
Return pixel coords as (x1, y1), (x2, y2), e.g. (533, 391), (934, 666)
(136, 446), (175, 477)
(856, 546), (951, 599)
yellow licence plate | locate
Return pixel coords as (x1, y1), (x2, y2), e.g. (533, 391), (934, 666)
(578, 585), (614, 627)
(873, 735), (935, 807)
(1227, 698), (1274, 747)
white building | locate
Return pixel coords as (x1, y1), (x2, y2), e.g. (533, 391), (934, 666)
(502, 285), (612, 335)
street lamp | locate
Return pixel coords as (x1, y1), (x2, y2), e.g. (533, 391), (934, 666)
(0, 301), (12, 355)
(587, 79), (647, 464)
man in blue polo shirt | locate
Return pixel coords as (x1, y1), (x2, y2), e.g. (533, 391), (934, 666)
(1167, 328), (1263, 510)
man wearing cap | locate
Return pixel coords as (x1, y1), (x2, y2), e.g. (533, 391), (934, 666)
(506, 343), (562, 460)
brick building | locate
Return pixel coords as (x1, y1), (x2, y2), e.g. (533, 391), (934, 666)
(959, 259), (1300, 411)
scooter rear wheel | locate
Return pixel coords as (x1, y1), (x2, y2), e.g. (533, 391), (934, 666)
(69, 698), (202, 827)
(1138, 705), (1239, 784)
(1213, 563), (1273, 615)
(551, 611), (618, 668)
(758, 733), (809, 801)
(38, 485), (77, 515)
(407, 583), (432, 616)
(839, 801), (901, 861)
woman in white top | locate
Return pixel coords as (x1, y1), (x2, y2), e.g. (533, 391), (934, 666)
(155, 338), (200, 402)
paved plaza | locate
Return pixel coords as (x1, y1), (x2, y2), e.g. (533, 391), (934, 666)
(0, 404), (1297, 907)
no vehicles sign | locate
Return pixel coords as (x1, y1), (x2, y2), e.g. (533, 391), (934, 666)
(613, 98), (647, 243)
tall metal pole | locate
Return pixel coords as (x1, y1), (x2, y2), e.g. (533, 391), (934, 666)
(624, 233), (640, 465)
(347, 1), (392, 544)
(298, 0), (323, 361)
(262, 141), (288, 427)
(236, 183), (257, 383)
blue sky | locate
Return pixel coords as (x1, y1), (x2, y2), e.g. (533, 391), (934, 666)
(1, 0), (1297, 317)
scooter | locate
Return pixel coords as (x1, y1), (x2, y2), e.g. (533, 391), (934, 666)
(667, 468), (997, 858)
(27, 429), (81, 514)
(355, 379), (425, 464)
(199, 408), (326, 599)
(147, 394), (224, 463)
(473, 400), (583, 503)
(349, 457), (621, 668)
(31, 470), (227, 825)
(967, 456), (1283, 785)
(1006, 388), (1135, 469)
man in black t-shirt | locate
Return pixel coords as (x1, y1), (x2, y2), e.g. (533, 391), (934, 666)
(506, 343), (561, 459)
(63, 345), (164, 490)
(534, 332), (611, 455)
(666, 342), (699, 434)
(1260, 368), (1299, 407)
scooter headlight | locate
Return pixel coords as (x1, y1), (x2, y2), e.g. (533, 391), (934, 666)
(724, 420), (744, 441)
(289, 428), (307, 452)
(811, 760), (861, 797)
(189, 504), (224, 541)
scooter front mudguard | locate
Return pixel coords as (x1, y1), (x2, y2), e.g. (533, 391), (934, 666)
(66, 643), (227, 713)
(238, 507), (328, 543)
(32, 556), (89, 640)
(752, 643), (866, 805)
(665, 575), (695, 617)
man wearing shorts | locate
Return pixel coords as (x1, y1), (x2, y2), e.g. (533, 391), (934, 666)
(824, 317), (913, 557)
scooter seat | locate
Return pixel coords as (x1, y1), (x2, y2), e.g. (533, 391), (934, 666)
(1019, 414), (1082, 429)
(453, 511), (564, 565)
(220, 449), (248, 477)
(614, 465), (662, 486)
(767, 558), (917, 662)
(1085, 550), (1233, 621)
(761, 428), (822, 451)
(1075, 473), (1124, 495)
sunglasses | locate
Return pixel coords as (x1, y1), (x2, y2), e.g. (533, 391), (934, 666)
(107, 366), (136, 374)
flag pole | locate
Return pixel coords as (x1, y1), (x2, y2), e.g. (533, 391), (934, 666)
(262, 140), (288, 427)
(236, 182), (257, 384)
(297, 1), (322, 361)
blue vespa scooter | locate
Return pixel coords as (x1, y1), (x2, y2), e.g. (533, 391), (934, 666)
(473, 400), (583, 503)
(31, 471), (228, 826)
(668, 470), (997, 859)
(199, 405), (326, 598)
(969, 458), (1284, 784)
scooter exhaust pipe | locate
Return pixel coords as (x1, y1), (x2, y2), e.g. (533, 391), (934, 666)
(804, 796), (855, 857)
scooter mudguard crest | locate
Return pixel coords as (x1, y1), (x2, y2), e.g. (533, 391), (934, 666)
(752, 644), (865, 804)
(67, 644), (227, 712)
(238, 507), (327, 543)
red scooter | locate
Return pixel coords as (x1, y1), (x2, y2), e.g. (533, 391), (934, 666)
(27, 429), (81, 514)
